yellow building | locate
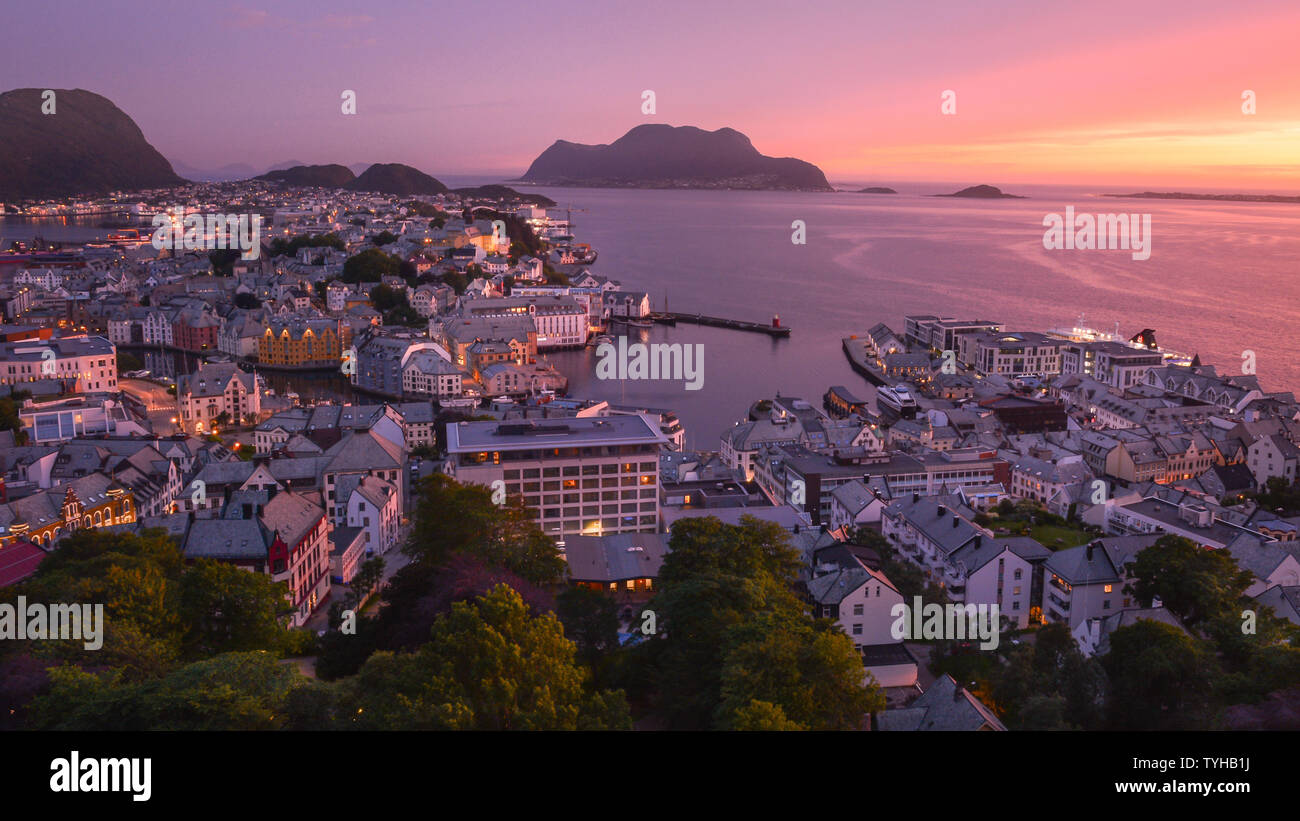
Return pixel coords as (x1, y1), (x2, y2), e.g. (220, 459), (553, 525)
(259, 318), (344, 368)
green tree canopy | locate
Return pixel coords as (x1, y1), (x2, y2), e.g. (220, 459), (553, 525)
(1125, 535), (1254, 627)
(341, 247), (402, 283)
(337, 585), (629, 730)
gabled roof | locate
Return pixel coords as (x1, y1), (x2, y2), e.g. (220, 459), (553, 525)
(877, 674), (1006, 731)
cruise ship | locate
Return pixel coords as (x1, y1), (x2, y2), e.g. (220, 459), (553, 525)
(876, 384), (919, 418)
(1047, 313), (1194, 366)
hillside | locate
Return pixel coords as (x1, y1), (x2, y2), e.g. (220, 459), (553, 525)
(520, 124), (832, 191)
(346, 163), (449, 196)
(0, 88), (184, 200)
(257, 164), (357, 188)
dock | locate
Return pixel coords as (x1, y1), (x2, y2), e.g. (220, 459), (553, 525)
(842, 336), (887, 386)
(650, 312), (790, 337)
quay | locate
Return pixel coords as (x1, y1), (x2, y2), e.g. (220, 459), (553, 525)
(649, 311), (790, 337)
(842, 336), (887, 386)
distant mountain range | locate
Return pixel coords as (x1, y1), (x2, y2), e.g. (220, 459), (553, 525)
(172, 159), (307, 182)
(520, 124), (833, 191)
(0, 88), (184, 200)
(1103, 191), (1300, 204)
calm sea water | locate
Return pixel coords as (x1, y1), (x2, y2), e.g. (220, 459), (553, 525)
(524, 182), (1300, 449)
(8, 182), (1298, 451)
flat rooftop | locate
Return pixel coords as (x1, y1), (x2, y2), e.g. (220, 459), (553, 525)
(446, 414), (667, 453)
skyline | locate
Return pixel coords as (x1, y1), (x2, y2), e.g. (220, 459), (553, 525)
(1, 0), (1297, 188)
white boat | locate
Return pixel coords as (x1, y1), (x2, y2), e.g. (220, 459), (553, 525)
(1047, 312), (1194, 366)
(876, 384), (919, 418)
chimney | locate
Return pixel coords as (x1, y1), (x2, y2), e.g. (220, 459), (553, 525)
(912, 492), (919, 504)
(1086, 541), (1095, 561)
(953, 517), (959, 528)
(937, 505), (946, 517)
(973, 535), (981, 548)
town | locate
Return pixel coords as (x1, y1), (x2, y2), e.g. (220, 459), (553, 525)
(1, 179), (1296, 732)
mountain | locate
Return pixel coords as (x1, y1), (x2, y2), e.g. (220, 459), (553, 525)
(170, 160), (260, 182)
(520, 124), (832, 191)
(257, 164), (357, 188)
(453, 185), (556, 207)
(0, 88), (184, 200)
(936, 184), (1025, 199)
(346, 163), (448, 195)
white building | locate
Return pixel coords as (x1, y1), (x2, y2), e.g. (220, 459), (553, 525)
(447, 415), (667, 538)
(0, 335), (117, 392)
(176, 361), (261, 433)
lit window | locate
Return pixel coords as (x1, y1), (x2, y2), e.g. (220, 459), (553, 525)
(1103, 584), (1113, 593)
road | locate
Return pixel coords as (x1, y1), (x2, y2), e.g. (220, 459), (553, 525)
(303, 520), (414, 633)
(120, 378), (181, 434)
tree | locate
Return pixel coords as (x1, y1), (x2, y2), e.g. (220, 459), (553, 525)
(27, 651), (319, 731)
(730, 700), (807, 730)
(0, 396), (29, 444)
(208, 248), (240, 276)
(1254, 477), (1300, 516)
(1102, 620), (1217, 730)
(233, 292), (262, 310)
(341, 247), (402, 283)
(371, 230), (399, 246)
(349, 556), (385, 608)
(116, 350), (144, 372)
(404, 475), (564, 585)
(369, 283), (408, 313)
(442, 270), (468, 295)
(716, 612), (883, 730)
(556, 585), (620, 665)
(177, 560), (293, 659)
(268, 232), (345, 258)
(648, 516), (881, 729)
(989, 622), (1105, 729)
(337, 585), (630, 730)
(1125, 535), (1254, 627)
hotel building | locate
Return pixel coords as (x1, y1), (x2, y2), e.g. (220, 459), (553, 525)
(446, 415), (668, 537)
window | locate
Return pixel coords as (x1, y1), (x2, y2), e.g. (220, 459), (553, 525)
(1103, 584), (1113, 593)
(1103, 600), (1111, 609)
(1013, 569), (1022, 580)
(852, 624), (863, 636)
(852, 604), (864, 616)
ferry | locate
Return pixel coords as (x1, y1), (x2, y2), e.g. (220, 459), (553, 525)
(1047, 313), (1194, 366)
(876, 384), (919, 418)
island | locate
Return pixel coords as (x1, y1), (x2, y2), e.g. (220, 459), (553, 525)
(518, 124), (833, 191)
(855, 187), (898, 194)
(934, 184), (1025, 199)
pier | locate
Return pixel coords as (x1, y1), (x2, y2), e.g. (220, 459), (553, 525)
(842, 336), (887, 386)
(650, 312), (790, 337)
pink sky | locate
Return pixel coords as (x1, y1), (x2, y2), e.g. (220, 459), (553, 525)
(3, 0), (1297, 187)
